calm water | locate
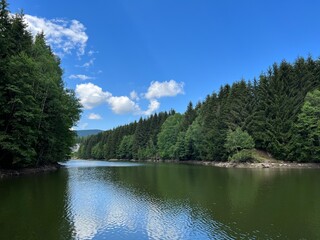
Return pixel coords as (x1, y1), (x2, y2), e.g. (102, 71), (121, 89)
(0, 160), (320, 240)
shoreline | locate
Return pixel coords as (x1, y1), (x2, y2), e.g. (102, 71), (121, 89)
(0, 163), (60, 179)
(178, 160), (320, 169)
(126, 159), (320, 169)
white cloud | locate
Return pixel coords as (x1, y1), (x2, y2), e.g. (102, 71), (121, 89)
(24, 14), (88, 56)
(143, 99), (160, 115)
(88, 50), (98, 56)
(75, 83), (141, 115)
(69, 74), (94, 81)
(88, 113), (102, 120)
(130, 91), (139, 101)
(145, 80), (184, 99)
(75, 80), (181, 116)
(81, 58), (95, 68)
(75, 82), (111, 109)
(107, 96), (140, 115)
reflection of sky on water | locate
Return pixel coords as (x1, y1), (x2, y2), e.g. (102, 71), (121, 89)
(64, 161), (233, 240)
(60, 159), (143, 168)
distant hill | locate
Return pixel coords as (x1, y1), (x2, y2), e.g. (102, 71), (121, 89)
(76, 129), (103, 137)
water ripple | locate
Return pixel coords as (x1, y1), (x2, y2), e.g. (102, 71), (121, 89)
(63, 166), (238, 240)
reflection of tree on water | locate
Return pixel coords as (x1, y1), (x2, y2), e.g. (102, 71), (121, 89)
(110, 164), (320, 239)
(226, 168), (278, 209)
(0, 171), (72, 240)
(1, 163), (319, 239)
(65, 165), (233, 239)
(222, 168), (320, 239)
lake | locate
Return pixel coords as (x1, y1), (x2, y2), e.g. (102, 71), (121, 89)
(0, 160), (319, 239)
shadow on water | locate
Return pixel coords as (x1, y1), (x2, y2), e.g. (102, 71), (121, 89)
(0, 170), (72, 240)
(1, 160), (320, 239)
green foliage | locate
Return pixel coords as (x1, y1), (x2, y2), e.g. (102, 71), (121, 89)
(77, 111), (173, 160)
(117, 135), (134, 159)
(181, 102), (197, 131)
(92, 142), (104, 159)
(249, 58), (320, 159)
(228, 149), (254, 162)
(289, 89), (320, 162)
(184, 117), (206, 160)
(225, 127), (255, 154)
(0, 2), (81, 168)
(174, 131), (186, 160)
(144, 139), (158, 160)
(157, 114), (183, 159)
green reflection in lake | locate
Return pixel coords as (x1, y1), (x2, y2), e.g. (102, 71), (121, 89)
(110, 163), (320, 239)
(0, 170), (72, 240)
(0, 160), (320, 239)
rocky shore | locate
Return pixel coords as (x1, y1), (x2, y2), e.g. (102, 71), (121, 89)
(128, 158), (320, 169)
(180, 161), (320, 169)
(0, 163), (60, 179)
(128, 149), (320, 169)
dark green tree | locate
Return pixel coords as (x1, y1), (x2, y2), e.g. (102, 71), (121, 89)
(0, 3), (81, 167)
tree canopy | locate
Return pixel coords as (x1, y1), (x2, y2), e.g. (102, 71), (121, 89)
(0, 0), (81, 168)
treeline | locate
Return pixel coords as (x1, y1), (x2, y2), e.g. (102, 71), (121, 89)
(78, 56), (320, 162)
(0, 0), (81, 168)
(78, 110), (177, 160)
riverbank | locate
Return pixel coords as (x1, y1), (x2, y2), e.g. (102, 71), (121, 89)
(179, 160), (320, 169)
(132, 149), (320, 169)
(0, 163), (60, 179)
(86, 151), (320, 169)
(128, 156), (320, 169)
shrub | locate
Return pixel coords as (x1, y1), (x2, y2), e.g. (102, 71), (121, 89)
(225, 127), (255, 154)
(228, 149), (254, 162)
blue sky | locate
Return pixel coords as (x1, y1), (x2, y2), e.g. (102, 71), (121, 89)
(9, 0), (320, 130)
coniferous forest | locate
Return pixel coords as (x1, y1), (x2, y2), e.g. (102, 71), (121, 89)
(78, 57), (320, 162)
(1, 0), (320, 167)
(0, 1), (81, 168)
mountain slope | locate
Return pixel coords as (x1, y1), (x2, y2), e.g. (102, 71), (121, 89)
(76, 129), (102, 137)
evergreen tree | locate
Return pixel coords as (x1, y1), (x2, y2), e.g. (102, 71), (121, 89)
(0, 3), (81, 167)
(181, 101), (197, 131)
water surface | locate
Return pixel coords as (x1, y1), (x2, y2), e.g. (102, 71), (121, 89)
(0, 160), (319, 239)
